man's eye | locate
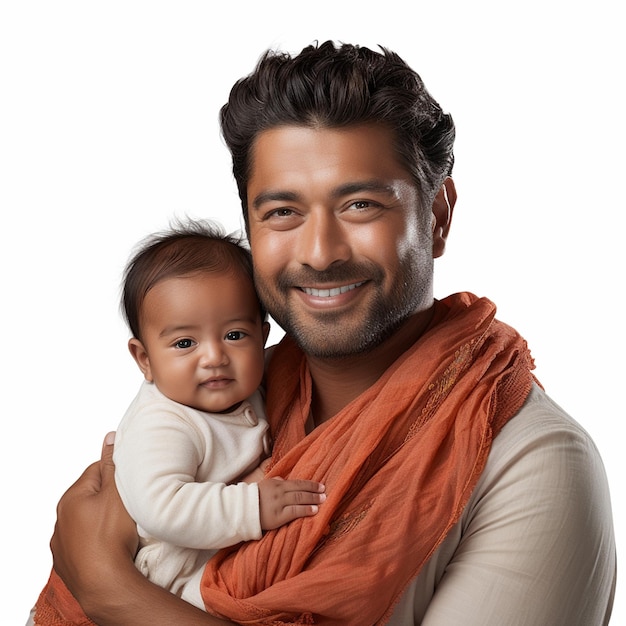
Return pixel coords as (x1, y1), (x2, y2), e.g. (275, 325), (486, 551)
(175, 339), (194, 349)
(351, 200), (372, 210)
(265, 207), (294, 219)
(225, 331), (246, 341)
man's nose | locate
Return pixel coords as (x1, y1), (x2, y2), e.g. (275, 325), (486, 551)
(295, 210), (351, 271)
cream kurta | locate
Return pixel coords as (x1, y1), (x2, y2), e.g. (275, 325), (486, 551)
(386, 383), (616, 625)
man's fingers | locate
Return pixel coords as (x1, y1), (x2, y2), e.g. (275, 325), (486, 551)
(50, 432), (139, 599)
(61, 461), (103, 498)
(102, 431), (116, 458)
(99, 431), (116, 487)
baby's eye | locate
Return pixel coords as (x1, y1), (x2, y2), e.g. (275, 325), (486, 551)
(174, 338), (194, 349)
(225, 331), (246, 341)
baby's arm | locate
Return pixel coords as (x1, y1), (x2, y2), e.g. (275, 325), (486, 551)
(114, 406), (264, 549)
(115, 405), (325, 547)
(258, 477), (326, 530)
(241, 457), (272, 484)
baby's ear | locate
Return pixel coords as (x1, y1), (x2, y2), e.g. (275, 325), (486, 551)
(262, 321), (271, 346)
(128, 338), (153, 382)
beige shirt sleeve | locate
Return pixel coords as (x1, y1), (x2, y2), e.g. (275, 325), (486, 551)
(388, 384), (616, 626)
(113, 383), (264, 549)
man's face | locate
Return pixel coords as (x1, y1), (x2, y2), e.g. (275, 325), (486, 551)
(246, 124), (435, 358)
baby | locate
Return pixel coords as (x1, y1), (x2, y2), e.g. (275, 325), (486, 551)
(113, 219), (325, 609)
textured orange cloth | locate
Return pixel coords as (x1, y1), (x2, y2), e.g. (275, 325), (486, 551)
(33, 569), (96, 625)
(200, 293), (537, 624)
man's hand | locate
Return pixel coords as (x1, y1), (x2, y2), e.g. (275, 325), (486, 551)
(51, 432), (138, 605)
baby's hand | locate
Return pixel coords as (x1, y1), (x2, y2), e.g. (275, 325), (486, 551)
(258, 477), (326, 530)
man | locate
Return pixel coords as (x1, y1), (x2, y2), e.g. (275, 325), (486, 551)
(42, 41), (616, 625)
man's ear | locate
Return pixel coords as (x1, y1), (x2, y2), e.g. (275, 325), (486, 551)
(432, 176), (457, 258)
(128, 338), (153, 382)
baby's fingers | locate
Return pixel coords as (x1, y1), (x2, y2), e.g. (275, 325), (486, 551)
(259, 478), (326, 529)
(282, 478), (326, 496)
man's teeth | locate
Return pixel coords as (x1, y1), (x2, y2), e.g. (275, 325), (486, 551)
(302, 282), (364, 297)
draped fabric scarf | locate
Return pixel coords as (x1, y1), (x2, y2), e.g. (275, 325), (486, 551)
(34, 570), (96, 625)
(199, 293), (537, 625)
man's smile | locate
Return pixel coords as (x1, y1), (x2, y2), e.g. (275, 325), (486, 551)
(300, 281), (366, 298)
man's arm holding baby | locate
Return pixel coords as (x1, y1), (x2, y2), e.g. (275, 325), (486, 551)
(50, 434), (233, 626)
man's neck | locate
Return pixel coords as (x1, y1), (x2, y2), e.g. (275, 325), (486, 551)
(307, 305), (436, 426)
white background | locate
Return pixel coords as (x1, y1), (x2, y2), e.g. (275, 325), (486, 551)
(2, 1), (623, 623)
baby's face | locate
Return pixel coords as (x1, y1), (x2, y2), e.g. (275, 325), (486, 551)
(133, 270), (268, 413)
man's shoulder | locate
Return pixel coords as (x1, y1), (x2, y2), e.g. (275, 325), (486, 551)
(481, 382), (606, 488)
(506, 383), (595, 444)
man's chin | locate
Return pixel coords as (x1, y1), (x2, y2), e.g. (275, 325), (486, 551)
(286, 322), (396, 360)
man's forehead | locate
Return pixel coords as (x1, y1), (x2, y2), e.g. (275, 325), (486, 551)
(247, 124), (412, 190)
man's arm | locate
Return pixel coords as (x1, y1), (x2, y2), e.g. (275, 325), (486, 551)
(50, 433), (232, 626)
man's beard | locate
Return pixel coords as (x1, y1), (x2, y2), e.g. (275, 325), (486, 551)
(254, 254), (432, 359)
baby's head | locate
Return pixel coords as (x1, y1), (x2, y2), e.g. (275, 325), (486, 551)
(121, 219), (269, 413)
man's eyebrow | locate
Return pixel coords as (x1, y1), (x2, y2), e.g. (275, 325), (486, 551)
(251, 181), (396, 209)
(332, 180), (397, 197)
(251, 190), (300, 210)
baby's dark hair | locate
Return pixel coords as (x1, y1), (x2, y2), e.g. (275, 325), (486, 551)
(121, 219), (265, 341)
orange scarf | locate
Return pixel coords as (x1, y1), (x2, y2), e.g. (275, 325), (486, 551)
(33, 570), (96, 625)
(200, 293), (536, 625)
